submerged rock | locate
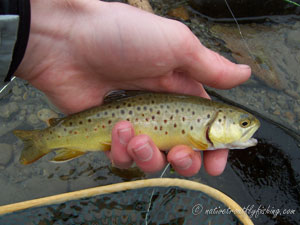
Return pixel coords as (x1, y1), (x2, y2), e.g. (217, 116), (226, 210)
(210, 24), (300, 99)
(167, 6), (190, 21)
(12, 85), (23, 96)
(0, 102), (19, 118)
(189, 0), (300, 20)
(0, 144), (13, 167)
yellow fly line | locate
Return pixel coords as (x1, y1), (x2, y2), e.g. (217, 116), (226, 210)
(0, 178), (253, 225)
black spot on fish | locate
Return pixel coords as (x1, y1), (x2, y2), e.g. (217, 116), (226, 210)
(192, 111), (195, 115)
(143, 106), (147, 110)
(223, 116), (226, 119)
(121, 110), (125, 115)
(190, 126), (193, 130)
(128, 103), (132, 107)
(152, 116), (155, 120)
(69, 122), (73, 126)
(149, 108), (153, 112)
(79, 121), (83, 125)
(175, 109), (179, 113)
(97, 113), (100, 117)
(181, 108), (184, 112)
(129, 110), (133, 115)
(197, 119), (200, 123)
(218, 119), (222, 123)
(104, 111), (108, 116)
(207, 114), (210, 118)
(108, 120), (112, 124)
(182, 117), (185, 122)
(157, 111), (160, 115)
(112, 113), (115, 117)
(88, 119), (92, 123)
(116, 105), (120, 109)
(137, 107), (141, 111)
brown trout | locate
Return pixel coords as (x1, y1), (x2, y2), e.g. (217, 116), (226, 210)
(14, 93), (260, 164)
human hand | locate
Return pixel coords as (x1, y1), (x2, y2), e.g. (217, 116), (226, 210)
(15, 0), (251, 176)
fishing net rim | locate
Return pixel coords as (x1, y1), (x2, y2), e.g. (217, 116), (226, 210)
(0, 178), (253, 225)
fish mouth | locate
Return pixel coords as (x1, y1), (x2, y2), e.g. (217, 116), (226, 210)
(228, 138), (258, 149)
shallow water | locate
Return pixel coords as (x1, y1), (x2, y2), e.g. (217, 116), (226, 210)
(0, 1), (300, 224)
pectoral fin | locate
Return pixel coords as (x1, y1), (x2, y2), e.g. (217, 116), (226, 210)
(51, 149), (85, 162)
(187, 134), (208, 150)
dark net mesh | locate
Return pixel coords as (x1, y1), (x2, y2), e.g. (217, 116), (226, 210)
(0, 186), (243, 225)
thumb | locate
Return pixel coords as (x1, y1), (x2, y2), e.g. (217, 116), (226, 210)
(181, 36), (251, 89)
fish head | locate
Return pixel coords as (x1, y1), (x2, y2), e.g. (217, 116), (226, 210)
(208, 109), (260, 149)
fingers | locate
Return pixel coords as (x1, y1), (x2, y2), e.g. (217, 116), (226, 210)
(203, 149), (228, 176)
(109, 121), (167, 173)
(108, 121), (134, 168)
(127, 135), (167, 173)
(167, 145), (201, 177)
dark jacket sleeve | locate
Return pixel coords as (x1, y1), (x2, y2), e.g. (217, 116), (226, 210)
(0, 0), (30, 84)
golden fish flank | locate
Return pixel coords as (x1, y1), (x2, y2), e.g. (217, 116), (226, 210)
(14, 93), (260, 164)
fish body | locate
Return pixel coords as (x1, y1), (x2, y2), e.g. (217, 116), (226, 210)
(14, 93), (260, 164)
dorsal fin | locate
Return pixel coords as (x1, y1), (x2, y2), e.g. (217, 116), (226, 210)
(103, 90), (149, 103)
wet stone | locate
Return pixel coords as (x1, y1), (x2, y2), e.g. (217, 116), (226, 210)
(284, 111), (295, 122)
(273, 110), (281, 116)
(12, 85), (23, 96)
(27, 114), (40, 125)
(0, 143), (13, 167)
(0, 102), (19, 118)
(286, 30), (300, 49)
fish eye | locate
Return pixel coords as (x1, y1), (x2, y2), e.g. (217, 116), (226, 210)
(239, 119), (251, 128)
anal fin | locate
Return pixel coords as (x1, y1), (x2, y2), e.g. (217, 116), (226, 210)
(100, 141), (111, 151)
(51, 149), (85, 162)
(187, 134), (208, 150)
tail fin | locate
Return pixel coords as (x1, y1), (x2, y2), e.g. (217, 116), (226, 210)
(13, 130), (51, 165)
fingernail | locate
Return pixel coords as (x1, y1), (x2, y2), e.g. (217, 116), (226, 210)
(118, 127), (132, 146)
(172, 152), (192, 170)
(132, 142), (153, 162)
(238, 64), (250, 70)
